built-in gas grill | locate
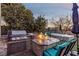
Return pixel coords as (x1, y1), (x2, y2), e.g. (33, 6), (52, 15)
(7, 30), (28, 41)
(5, 30), (28, 55)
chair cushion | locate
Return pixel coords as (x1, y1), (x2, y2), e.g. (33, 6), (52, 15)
(70, 39), (76, 43)
(43, 51), (50, 56)
(67, 38), (76, 42)
(46, 48), (58, 56)
(55, 42), (70, 50)
(59, 42), (70, 48)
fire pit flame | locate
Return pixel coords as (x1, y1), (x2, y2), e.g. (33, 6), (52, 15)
(37, 32), (49, 44)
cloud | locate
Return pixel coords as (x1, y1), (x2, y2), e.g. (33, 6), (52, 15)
(24, 3), (79, 19)
(47, 3), (72, 7)
(49, 3), (79, 9)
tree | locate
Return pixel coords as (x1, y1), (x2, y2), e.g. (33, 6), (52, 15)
(63, 16), (72, 32)
(35, 16), (47, 32)
(1, 3), (34, 32)
(52, 17), (65, 33)
(52, 16), (72, 33)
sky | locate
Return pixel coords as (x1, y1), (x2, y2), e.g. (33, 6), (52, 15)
(23, 3), (79, 20)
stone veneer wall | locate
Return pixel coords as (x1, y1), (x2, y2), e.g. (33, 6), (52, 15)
(7, 41), (27, 55)
(0, 41), (7, 56)
(0, 40), (28, 56)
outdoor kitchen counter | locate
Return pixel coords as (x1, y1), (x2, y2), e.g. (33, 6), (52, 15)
(0, 39), (28, 56)
(0, 39), (27, 44)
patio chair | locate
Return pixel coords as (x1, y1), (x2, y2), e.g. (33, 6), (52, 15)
(54, 38), (76, 56)
(43, 41), (70, 56)
(62, 38), (77, 56)
(43, 38), (76, 56)
(59, 38), (76, 56)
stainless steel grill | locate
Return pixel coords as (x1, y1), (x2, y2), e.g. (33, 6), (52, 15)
(8, 30), (27, 40)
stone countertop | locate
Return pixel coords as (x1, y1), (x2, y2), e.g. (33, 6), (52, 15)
(0, 39), (27, 45)
(32, 37), (60, 46)
(7, 40), (27, 44)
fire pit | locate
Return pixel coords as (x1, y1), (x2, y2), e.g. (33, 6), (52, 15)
(33, 37), (60, 45)
(32, 33), (60, 56)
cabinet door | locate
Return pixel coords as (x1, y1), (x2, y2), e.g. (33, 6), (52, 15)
(7, 41), (26, 55)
